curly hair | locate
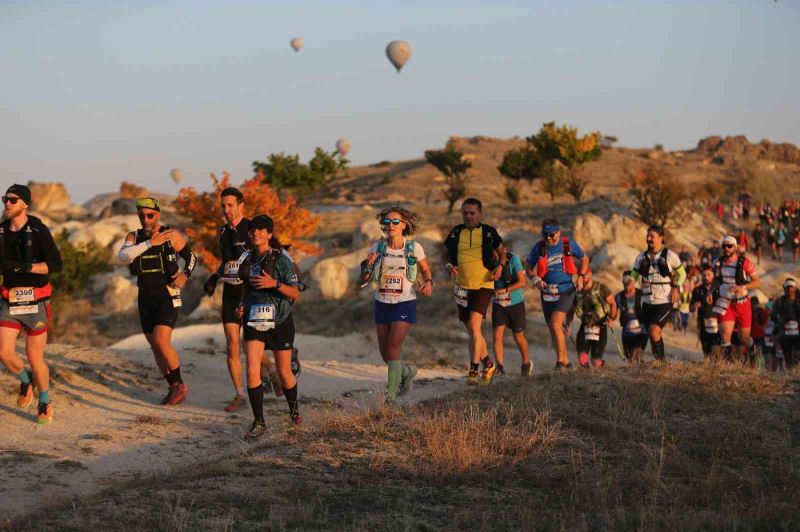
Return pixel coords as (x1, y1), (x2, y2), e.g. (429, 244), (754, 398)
(376, 206), (419, 236)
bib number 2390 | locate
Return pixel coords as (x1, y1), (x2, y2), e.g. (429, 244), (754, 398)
(8, 287), (37, 315)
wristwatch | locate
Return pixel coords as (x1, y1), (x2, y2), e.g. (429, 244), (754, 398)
(275, 280), (283, 289)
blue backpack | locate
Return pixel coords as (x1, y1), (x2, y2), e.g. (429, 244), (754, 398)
(372, 239), (418, 282)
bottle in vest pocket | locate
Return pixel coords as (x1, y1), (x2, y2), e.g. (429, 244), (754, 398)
(8, 287), (37, 315)
(167, 285), (182, 308)
(247, 304), (276, 331)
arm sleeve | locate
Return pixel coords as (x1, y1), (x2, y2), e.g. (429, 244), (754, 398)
(39, 227), (63, 274)
(179, 245), (197, 276)
(119, 239), (150, 262)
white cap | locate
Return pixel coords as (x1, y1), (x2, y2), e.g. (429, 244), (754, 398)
(721, 235), (737, 246)
(785, 278), (797, 289)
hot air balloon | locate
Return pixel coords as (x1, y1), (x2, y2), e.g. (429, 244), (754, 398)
(336, 139), (351, 157)
(385, 40), (412, 73)
(290, 37), (303, 52)
(170, 168), (183, 184)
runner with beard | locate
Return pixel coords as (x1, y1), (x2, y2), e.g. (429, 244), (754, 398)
(0, 184), (62, 424)
(119, 198), (196, 405)
(615, 270), (649, 364)
(770, 279), (800, 368)
(630, 225), (686, 362)
(690, 265), (720, 359)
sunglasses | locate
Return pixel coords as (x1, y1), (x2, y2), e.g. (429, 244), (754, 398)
(722, 243), (736, 249)
(138, 212), (157, 220)
(542, 231), (557, 239)
(2, 196), (21, 205)
(381, 218), (403, 226)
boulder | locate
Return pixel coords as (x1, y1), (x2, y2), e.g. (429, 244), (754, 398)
(119, 181), (149, 199)
(310, 248), (368, 300)
(28, 182), (71, 212)
(589, 243), (641, 274)
(352, 218), (383, 249)
(68, 215), (141, 250)
(88, 269), (139, 314)
(573, 213), (645, 253)
(188, 289), (222, 321)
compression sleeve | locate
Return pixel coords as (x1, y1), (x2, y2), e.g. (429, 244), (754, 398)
(118, 239), (150, 262)
(179, 245), (197, 276)
(672, 264), (687, 288)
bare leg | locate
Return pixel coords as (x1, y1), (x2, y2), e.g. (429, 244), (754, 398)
(25, 333), (49, 393)
(223, 322), (244, 395)
(548, 311), (569, 365)
(512, 330), (530, 365)
(376, 324), (390, 363)
(493, 325), (506, 366)
(0, 327), (25, 375)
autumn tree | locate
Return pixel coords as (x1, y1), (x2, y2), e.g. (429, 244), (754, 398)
(252, 148), (348, 199)
(425, 142), (473, 214)
(174, 171), (320, 271)
(628, 165), (686, 228)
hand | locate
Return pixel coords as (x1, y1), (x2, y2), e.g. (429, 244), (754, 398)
(2, 261), (32, 274)
(491, 265), (503, 281)
(446, 264), (458, 278)
(250, 272), (276, 289)
(671, 287), (680, 305)
(151, 230), (172, 246)
(419, 280), (433, 297)
(495, 288), (508, 298)
(171, 271), (187, 289)
(235, 305), (244, 320)
(366, 252), (380, 266)
(203, 273), (219, 297)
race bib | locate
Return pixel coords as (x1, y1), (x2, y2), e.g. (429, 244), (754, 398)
(454, 286), (468, 308)
(495, 290), (512, 307)
(704, 317), (719, 334)
(712, 297), (730, 315)
(222, 258), (245, 285)
(543, 284), (560, 302)
(765, 336), (774, 347)
(167, 285), (182, 308)
(247, 304), (276, 331)
(624, 318), (641, 334)
(379, 273), (404, 295)
(786, 320), (799, 336)
(9, 287), (34, 304)
(584, 325), (601, 342)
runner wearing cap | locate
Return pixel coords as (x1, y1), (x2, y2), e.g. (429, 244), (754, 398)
(770, 279), (800, 367)
(630, 224), (686, 361)
(0, 184), (63, 424)
(615, 270), (649, 363)
(711, 234), (760, 363)
(119, 197), (196, 405)
(526, 218), (589, 370)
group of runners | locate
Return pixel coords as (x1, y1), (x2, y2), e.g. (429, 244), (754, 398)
(2, 188), (796, 437)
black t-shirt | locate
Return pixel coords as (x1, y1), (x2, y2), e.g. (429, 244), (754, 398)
(1, 216), (62, 288)
(690, 284), (716, 320)
(220, 218), (253, 263)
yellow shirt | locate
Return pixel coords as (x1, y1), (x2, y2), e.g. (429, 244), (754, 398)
(456, 227), (494, 290)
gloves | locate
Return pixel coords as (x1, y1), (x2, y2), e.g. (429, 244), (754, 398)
(203, 273), (220, 297)
(2, 261), (32, 274)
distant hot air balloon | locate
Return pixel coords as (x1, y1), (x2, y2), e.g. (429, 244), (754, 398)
(170, 168), (183, 184)
(336, 139), (351, 157)
(290, 37), (303, 52)
(385, 40), (412, 73)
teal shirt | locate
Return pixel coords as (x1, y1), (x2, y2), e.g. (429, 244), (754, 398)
(494, 253), (525, 306)
(242, 251), (299, 325)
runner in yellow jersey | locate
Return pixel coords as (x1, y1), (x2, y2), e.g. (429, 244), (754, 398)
(443, 198), (506, 385)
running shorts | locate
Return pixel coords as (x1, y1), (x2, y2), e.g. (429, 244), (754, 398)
(138, 286), (178, 334)
(642, 303), (673, 329)
(0, 298), (51, 336)
(491, 301), (526, 332)
(374, 299), (417, 325)
(541, 289), (575, 324)
(457, 288), (493, 323)
(243, 313), (295, 351)
(718, 298), (752, 328)
(576, 323), (608, 359)
(222, 283), (244, 325)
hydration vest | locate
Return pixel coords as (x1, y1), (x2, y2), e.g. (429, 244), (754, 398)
(371, 239), (418, 283)
(713, 255), (747, 286)
(575, 283), (610, 325)
(636, 248), (671, 279)
(130, 227), (179, 286)
(617, 289), (642, 325)
(536, 237), (577, 278)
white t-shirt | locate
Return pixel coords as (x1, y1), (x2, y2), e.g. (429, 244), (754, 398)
(370, 240), (426, 304)
(633, 249), (682, 305)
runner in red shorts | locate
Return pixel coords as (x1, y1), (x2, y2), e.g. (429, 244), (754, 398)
(712, 235), (760, 362)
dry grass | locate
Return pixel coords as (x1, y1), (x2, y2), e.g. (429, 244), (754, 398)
(13, 362), (800, 531)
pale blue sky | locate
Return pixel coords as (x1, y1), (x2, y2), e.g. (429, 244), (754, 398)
(1, 1), (796, 202)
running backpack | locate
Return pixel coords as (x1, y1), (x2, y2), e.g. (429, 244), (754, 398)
(536, 237), (577, 278)
(371, 239), (418, 282)
(636, 248), (671, 279)
(575, 284), (610, 324)
(713, 255), (747, 286)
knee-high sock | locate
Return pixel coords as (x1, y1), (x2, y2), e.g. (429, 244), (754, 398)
(16, 369), (30, 384)
(247, 384), (264, 423)
(652, 339), (665, 360)
(387, 360), (402, 396)
(284, 384), (299, 417)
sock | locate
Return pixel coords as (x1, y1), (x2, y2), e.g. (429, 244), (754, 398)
(247, 385), (265, 423)
(481, 356), (493, 369)
(284, 384), (299, 418)
(721, 342), (733, 360)
(168, 367), (183, 385)
(652, 339), (665, 360)
(237, 387), (245, 397)
(401, 363), (410, 380)
(16, 369), (31, 385)
(39, 390), (50, 404)
(470, 362), (479, 372)
(164, 373), (172, 385)
(387, 360), (402, 396)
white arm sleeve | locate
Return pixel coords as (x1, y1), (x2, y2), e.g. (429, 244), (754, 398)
(118, 239), (151, 262)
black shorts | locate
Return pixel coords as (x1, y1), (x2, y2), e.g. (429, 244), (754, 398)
(222, 283), (244, 325)
(622, 334), (648, 358)
(243, 313), (295, 351)
(458, 288), (494, 323)
(576, 323), (607, 359)
(492, 302), (526, 332)
(642, 303), (673, 329)
(138, 286), (178, 334)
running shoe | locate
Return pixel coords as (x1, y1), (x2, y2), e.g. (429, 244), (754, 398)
(466, 370), (480, 386)
(36, 403), (53, 425)
(480, 364), (496, 386)
(244, 421), (267, 440)
(385, 386), (397, 404)
(495, 364), (506, 376)
(291, 348), (301, 378)
(398, 365), (418, 396)
(17, 374), (34, 408)
(521, 361), (533, 377)
(224, 395), (247, 413)
(290, 412), (303, 426)
(159, 386), (173, 405)
(269, 373), (284, 398)
(554, 361), (573, 372)
(579, 352), (590, 368)
(168, 383), (189, 405)
(592, 358), (605, 368)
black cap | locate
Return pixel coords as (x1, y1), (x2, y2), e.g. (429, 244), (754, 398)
(249, 214), (274, 232)
(5, 184), (31, 206)
(647, 224), (665, 236)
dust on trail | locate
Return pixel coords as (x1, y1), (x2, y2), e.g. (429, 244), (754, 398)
(0, 322), (703, 521)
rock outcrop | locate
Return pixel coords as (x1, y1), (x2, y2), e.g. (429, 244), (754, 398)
(696, 135), (800, 164)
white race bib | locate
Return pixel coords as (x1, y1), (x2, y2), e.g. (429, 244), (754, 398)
(222, 259), (244, 285)
(495, 290), (511, 307)
(379, 273), (404, 295)
(167, 285), (182, 308)
(624, 318), (641, 334)
(9, 287), (34, 304)
(765, 336), (774, 347)
(786, 320), (799, 336)
(454, 286), (468, 308)
(585, 325), (601, 342)
(712, 297), (730, 315)
(704, 317), (719, 334)
(9, 304), (38, 315)
(543, 284), (560, 302)
(247, 304), (276, 331)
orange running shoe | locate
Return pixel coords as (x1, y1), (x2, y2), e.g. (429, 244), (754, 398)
(17, 380), (34, 409)
(168, 383), (189, 405)
(36, 403), (53, 425)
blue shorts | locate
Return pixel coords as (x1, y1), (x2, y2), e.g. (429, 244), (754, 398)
(541, 289), (576, 324)
(374, 299), (417, 325)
